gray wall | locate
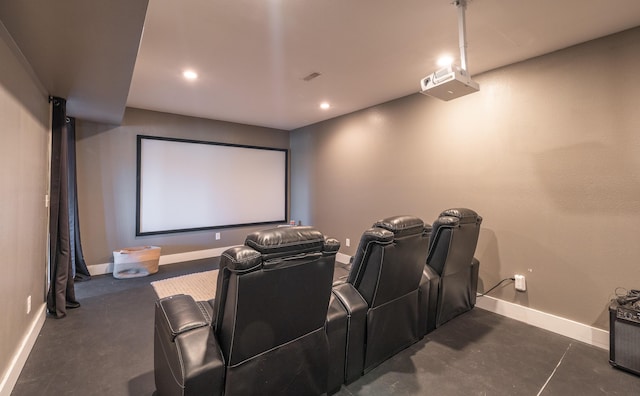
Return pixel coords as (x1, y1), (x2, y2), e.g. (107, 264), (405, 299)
(290, 27), (640, 330)
(0, 25), (49, 385)
(75, 108), (290, 267)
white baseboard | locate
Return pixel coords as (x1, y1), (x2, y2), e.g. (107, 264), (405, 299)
(0, 303), (46, 396)
(475, 295), (609, 350)
(88, 246), (236, 276)
(336, 252), (351, 264)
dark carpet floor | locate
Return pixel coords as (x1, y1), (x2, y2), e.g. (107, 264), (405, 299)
(12, 258), (640, 395)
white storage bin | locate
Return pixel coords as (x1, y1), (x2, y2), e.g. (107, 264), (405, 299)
(113, 246), (161, 279)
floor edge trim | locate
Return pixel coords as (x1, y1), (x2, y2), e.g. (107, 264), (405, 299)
(0, 303), (46, 396)
(476, 295), (608, 349)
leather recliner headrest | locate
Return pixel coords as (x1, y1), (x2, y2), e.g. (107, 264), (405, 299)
(373, 215), (427, 238)
(245, 226), (331, 261)
(439, 208), (483, 225)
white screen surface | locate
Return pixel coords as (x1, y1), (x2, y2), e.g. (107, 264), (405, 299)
(137, 136), (287, 235)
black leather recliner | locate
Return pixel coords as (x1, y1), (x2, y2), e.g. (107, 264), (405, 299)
(153, 226), (340, 396)
(332, 215), (431, 383)
(420, 208), (483, 333)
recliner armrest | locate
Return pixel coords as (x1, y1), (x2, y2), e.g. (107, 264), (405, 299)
(420, 266), (440, 336)
(326, 294), (348, 394)
(154, 294), (225, 396)
(156, 294), (210, 340)
(332, 283), (368, 383)
(470, 257), (480, 307)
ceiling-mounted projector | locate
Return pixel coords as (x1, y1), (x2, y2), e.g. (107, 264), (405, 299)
(420, 64), (479, 101)
(419, 0), (479, 101)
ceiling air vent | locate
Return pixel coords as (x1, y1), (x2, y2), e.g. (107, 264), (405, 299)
(302, 72), (322, 81)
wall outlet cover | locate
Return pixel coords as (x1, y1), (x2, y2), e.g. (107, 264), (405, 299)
(515, 274), (527, 292)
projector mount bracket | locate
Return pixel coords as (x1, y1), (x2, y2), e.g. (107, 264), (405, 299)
(454, 0), (470, 73)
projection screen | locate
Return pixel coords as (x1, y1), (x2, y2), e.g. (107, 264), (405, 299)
(136, 135), (288, 236)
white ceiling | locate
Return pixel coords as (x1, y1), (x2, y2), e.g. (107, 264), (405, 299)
(2, 0), (640, 130)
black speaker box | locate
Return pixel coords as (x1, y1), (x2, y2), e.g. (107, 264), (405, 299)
(609, 300), (640, 376)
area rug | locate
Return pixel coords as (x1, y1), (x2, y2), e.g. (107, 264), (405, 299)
(151, 270), (218, 301)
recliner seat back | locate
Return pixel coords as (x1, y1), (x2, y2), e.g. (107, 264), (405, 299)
(427, 208), (482, 327)
(349, 218), (429, 309)
(153, 226), (340, 396)
(214, 226), (339, 394)
(340, 215), (430, 375)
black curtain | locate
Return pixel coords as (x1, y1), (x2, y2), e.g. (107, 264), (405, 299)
(47, 97), (91, 319)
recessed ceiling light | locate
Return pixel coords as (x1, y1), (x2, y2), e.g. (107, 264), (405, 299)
(320, 102), (330, 110)
(183, 70), (198, 80)
(437, 55), (453, 67)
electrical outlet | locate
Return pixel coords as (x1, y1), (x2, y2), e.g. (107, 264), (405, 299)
(514, 274), (526, 292)
(215, 232), (221, 241)
(27, 295), (31, 314)
(346, 238), (350, 247)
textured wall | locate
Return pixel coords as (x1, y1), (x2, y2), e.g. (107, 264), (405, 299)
(75, 108), (290, 267)
(290, 27), (640, 329)
(0, 25), (49, 387)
